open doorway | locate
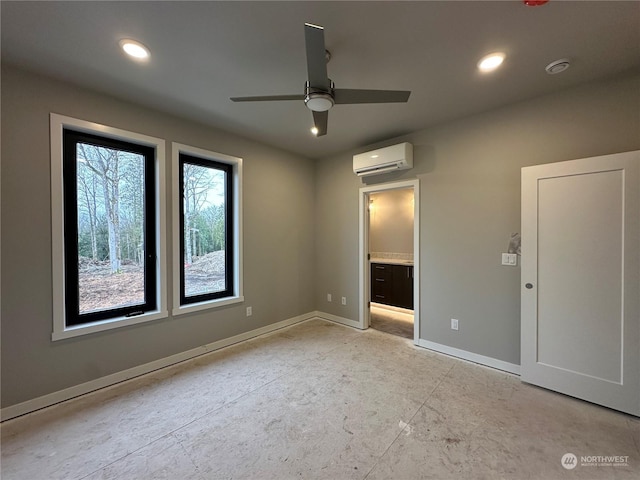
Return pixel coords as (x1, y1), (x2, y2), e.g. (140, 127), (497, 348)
(358, 179), (419, 343)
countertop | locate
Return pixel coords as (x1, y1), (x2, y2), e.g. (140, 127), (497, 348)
(371, 258), (414, 266)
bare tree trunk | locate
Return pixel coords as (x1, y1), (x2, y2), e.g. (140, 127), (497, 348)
(78, 144), (123, 274)
(80, 176), (99, 261)
(103, 180), (120, 273)
(111, 164), (121, 273)
(185, 207), (193, 265)
(90, 174), (99, 261)
(100, 152), (121, 274)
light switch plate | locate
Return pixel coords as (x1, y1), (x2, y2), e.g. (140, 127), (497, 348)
(501, 253), (518, 266)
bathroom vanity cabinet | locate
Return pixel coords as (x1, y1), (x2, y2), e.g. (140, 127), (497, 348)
(370, 262), (414, 309)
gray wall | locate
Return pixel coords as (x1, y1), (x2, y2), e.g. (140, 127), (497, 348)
(315, 71), (640, 365)
(1, 65), (317, 408)
(3, 64), (639, 409)
(369, 189), (414, 255)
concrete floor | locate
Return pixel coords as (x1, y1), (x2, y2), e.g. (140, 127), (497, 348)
(1, 319), (639, 480)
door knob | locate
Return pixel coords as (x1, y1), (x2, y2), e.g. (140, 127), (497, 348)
(525, 283), (534, 289)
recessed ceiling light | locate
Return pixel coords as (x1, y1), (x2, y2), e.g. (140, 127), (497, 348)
(119, 39), (150, 61)
(478, 53), (505, 73)
(310, 126), (319, 136)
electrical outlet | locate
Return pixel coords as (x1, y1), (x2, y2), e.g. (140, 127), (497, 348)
(246, 306), (252, 317)
(327, 293), (332, 302)
(451, 318), (459, 331)
(341, 296), (347, 305)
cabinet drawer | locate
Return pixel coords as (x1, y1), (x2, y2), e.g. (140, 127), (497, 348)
(371, 263), (392, 281)
(371, 277), (390, 301)
(371, 263), (393, 305)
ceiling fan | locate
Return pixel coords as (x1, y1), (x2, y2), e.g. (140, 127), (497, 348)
(230, 23), (411, 137)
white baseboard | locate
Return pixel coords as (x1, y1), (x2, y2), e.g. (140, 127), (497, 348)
(314, 312), (519, 375)
(314, 310), (363, 329)
(1, 312), (315, 422)
(417, 339), (521, 375)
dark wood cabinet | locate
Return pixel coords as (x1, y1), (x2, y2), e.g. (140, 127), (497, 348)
(371, 263), (393, 304)
(370, 262), (413, 309)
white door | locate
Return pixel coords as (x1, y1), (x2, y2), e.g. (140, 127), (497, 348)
(521, 150), (639, 416)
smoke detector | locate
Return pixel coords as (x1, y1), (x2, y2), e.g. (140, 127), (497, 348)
(545, 59), (570, 75)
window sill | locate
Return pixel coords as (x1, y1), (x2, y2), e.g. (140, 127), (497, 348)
(52, 310), (168, 341)
(172, 295), (244, 317)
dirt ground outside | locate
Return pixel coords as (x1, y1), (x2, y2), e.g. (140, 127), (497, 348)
(78, 251), (226, 313)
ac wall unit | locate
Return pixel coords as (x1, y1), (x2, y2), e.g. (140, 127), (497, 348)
(353, 142), (413, 177)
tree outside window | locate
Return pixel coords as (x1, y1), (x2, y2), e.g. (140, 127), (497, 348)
(179, 153), (233, 304)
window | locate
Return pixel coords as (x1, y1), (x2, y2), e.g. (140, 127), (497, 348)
(179, 154), (232, 303)
(173, 144), (243, 313)
(63, 130), (157, 324)
(51, 114), (167, 339)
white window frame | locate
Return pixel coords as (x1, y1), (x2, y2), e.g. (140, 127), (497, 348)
(172, 143), (244, 315)
(50, 113), (168, 341)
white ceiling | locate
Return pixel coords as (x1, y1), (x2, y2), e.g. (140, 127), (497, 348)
(2, 1), (639, 159)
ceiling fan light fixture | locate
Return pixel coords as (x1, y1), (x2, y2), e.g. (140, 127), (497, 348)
(311, 126), (319, 135)
(305, 93), (334, 112)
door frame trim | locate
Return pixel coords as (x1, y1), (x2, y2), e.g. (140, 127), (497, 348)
(358, 179), (420, 343)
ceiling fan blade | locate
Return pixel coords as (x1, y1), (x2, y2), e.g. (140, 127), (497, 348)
(304, 23), (330, 90)
(333, 89), (411, 104)
(312, 110), (328, 136)
(230, 94), (305, 102)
